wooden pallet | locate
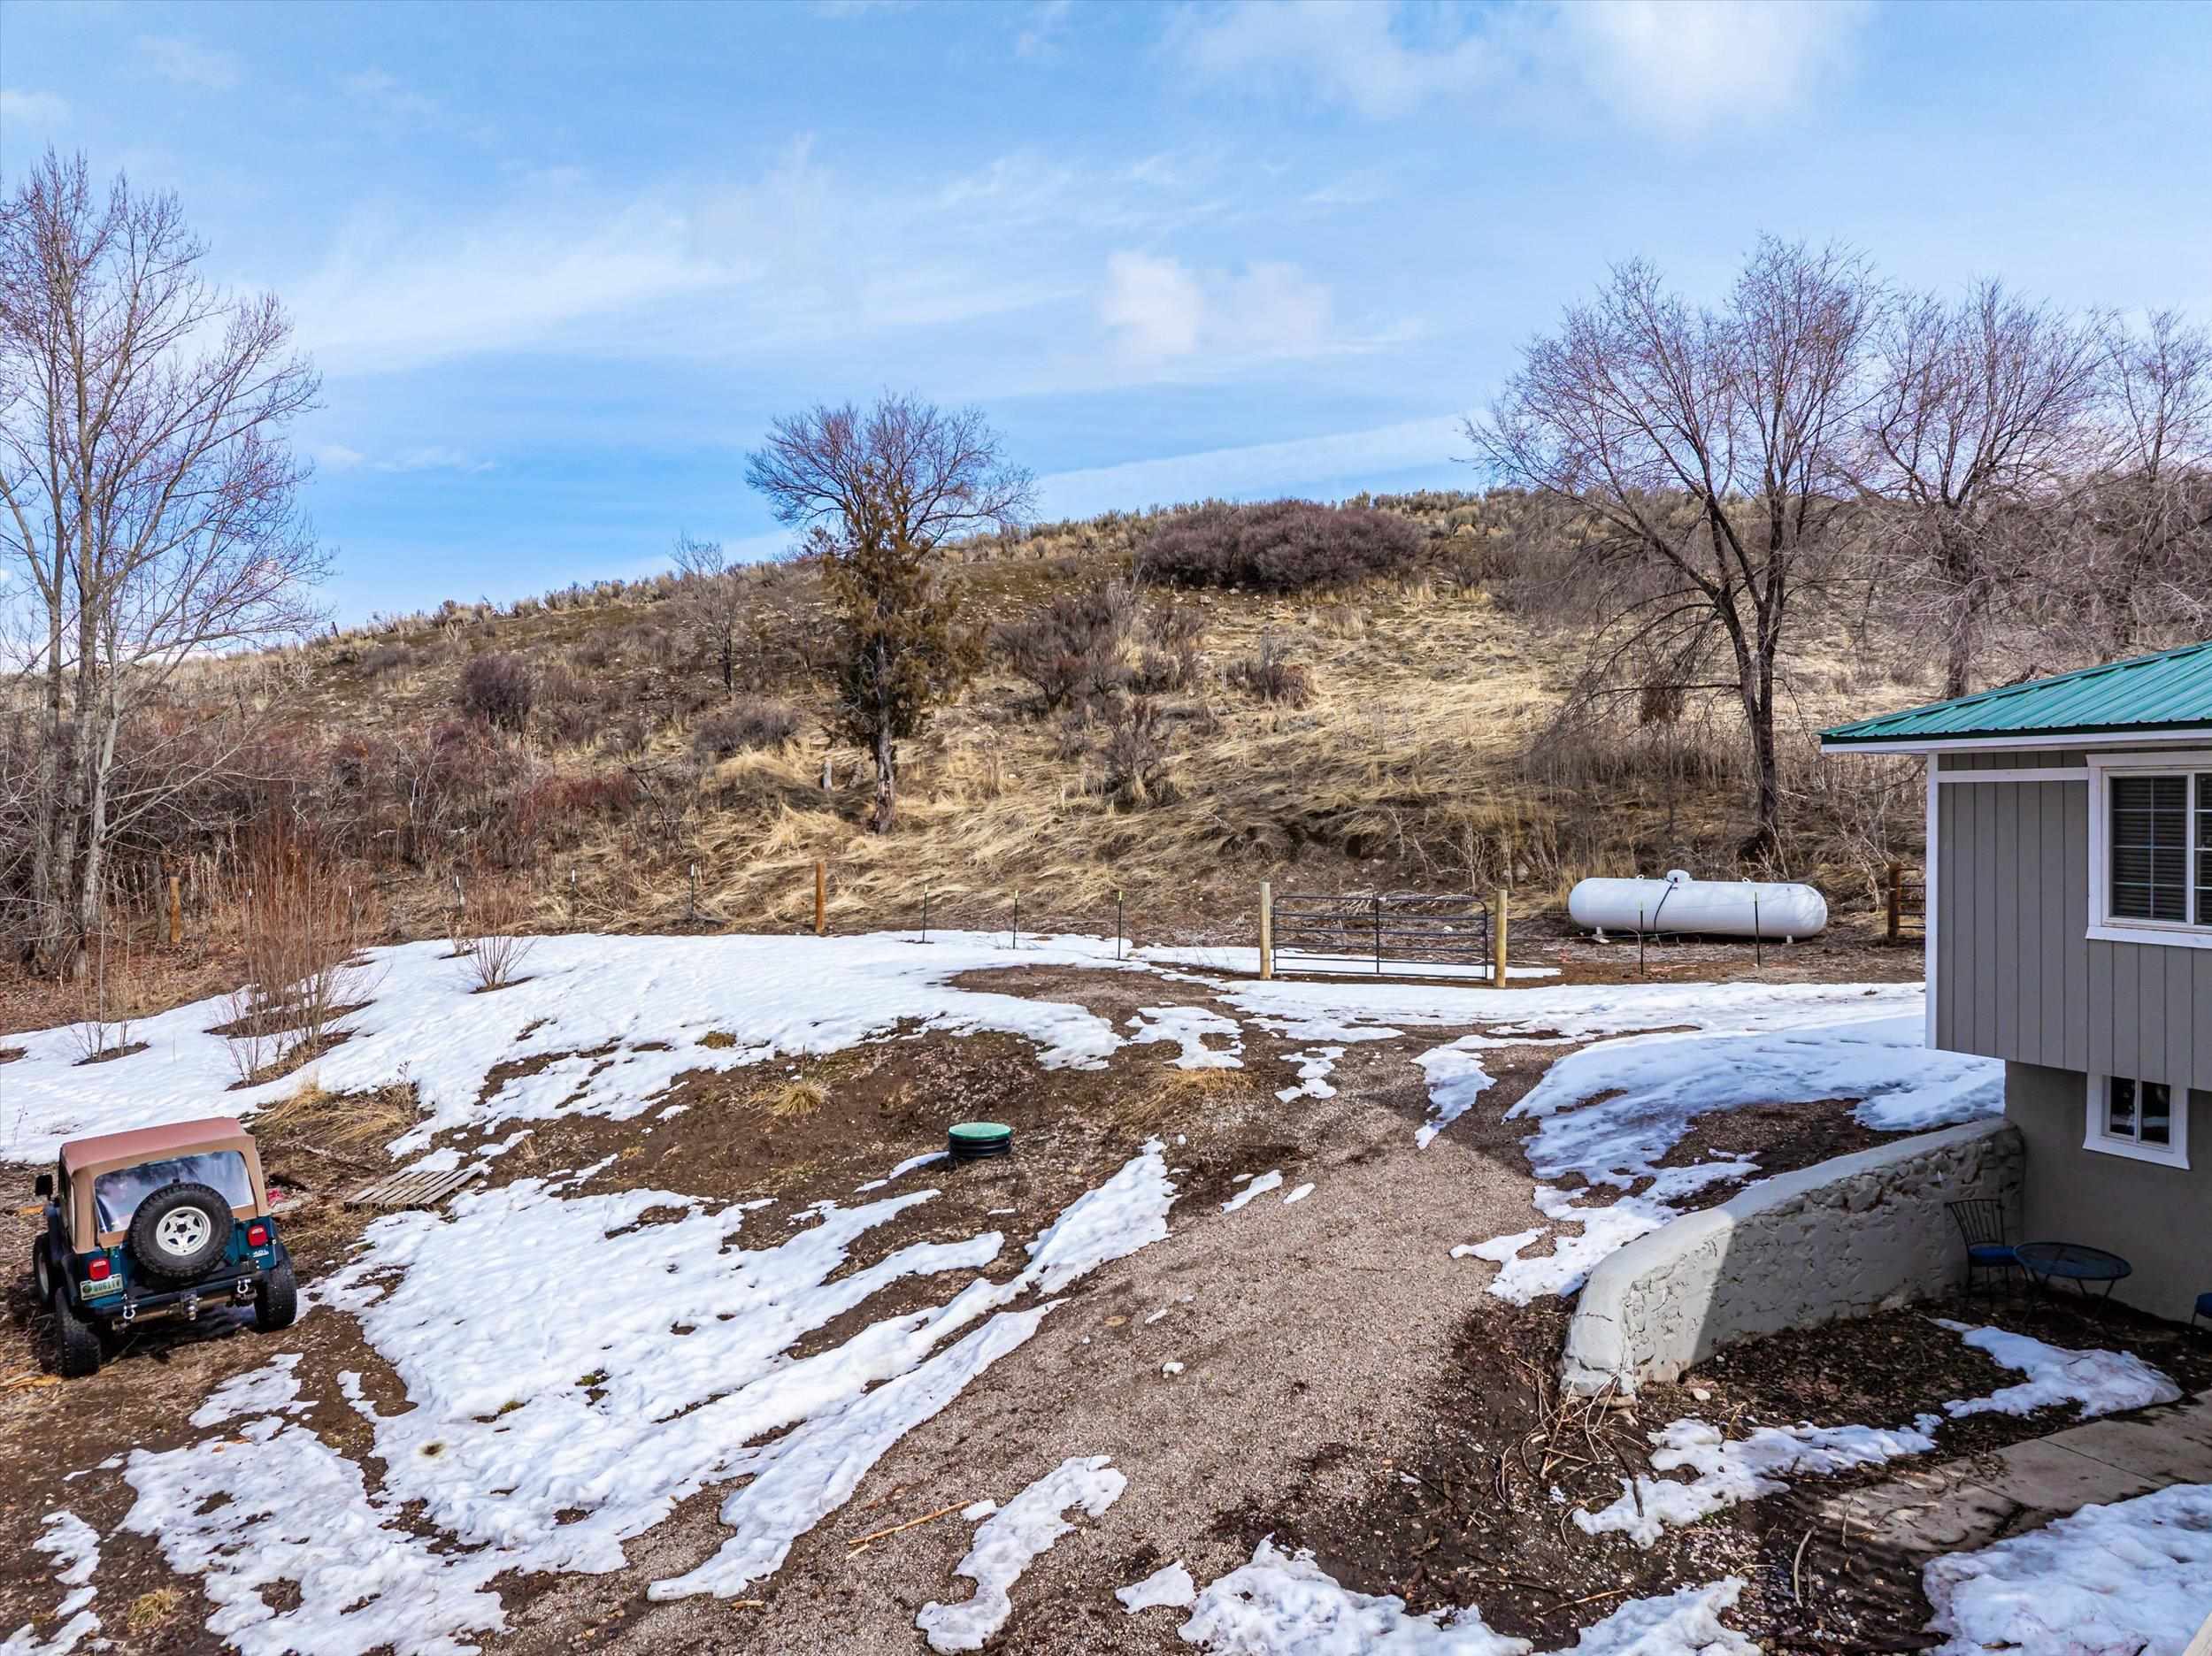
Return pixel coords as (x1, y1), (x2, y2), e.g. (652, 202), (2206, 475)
(347, 1167), (480, 1210)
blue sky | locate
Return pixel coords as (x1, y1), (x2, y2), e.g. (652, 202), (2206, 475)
(4, 0), (2208, 623)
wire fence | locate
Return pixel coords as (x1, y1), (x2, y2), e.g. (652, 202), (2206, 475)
(1268, 891), (1493, 975)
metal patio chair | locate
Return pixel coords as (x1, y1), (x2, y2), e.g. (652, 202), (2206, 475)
(1946, 1199), (2020, 1299)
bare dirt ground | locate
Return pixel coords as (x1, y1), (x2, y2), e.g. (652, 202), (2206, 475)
(0, 953), (2189, 1656)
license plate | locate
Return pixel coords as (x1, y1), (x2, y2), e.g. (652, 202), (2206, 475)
(80, 1277), (121, 1299)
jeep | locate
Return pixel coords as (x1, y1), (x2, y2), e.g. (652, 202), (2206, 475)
(31, 1116), (297, 1378)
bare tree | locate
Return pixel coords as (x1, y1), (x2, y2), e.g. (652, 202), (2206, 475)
(746, 395), (1032, 832)
(0, 151), (325, 970)
(2075, 310), (2212, 652)
(1856, 280), (2103, 697)
(671, 531), (746, 694)
(1471, 237), (1878, 860)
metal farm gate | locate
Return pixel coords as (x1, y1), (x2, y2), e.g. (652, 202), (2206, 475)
(1266, 891), (1493, 976)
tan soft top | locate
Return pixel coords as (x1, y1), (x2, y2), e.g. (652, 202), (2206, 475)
(59, 1116), (251, 1174)
(59, 1116), (267, 1248)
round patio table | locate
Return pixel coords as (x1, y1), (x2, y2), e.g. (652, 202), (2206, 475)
(2014, 1241), (2131, 1315)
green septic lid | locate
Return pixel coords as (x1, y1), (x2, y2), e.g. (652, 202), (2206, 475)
(949, 1122), (1012, 1145)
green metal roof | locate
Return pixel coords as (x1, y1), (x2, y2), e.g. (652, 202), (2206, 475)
(1821, 639), (2212, 748)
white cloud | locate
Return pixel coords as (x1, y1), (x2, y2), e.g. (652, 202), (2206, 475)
(0, 88), (69, 125)
(313, 442), (491, 475)
(342, 68), (444, 126)
(1558, 1), (1871, 136)
(1167, 0), (1871, 135)
(1037, 415), (1464, 516)
(1167, 0), (1500, 119)
(1101, 251), (1208, 358)
(1016, 0), (1075, 60)
(135, 34), (243, 91)
(1099, 251), (1335, 363)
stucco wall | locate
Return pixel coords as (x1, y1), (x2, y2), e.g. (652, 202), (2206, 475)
(1561, 1118), (2023, 1395)
(2008, 1060), (2210, 1322)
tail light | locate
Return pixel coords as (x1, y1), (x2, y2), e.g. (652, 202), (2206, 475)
(86, 1255), (111, 1282)
(246, 1223), (271, 1247)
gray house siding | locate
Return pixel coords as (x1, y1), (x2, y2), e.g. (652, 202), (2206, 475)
(2006, 1062), (2209, 1322)
(1934, 754), (2212, 1093)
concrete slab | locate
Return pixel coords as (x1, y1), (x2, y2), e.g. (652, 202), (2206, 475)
(2054, 1414), (2212, 1483)
(1966, 1436), (2163, 1514)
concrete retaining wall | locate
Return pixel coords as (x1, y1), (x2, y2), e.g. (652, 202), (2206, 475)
(1560, 1117), (2024, 1394)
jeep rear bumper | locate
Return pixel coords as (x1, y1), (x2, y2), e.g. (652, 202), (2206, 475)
(82, 1249), (285, 1327)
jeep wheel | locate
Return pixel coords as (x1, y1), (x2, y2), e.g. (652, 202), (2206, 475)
(32, 1239), (52, 1303)
(126, 1182), (234, 1284)
(51, 1284), (101, 1379)
(255, 1260), (298, 1332)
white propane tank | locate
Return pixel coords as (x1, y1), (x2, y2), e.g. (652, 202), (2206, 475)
(1567, 869), (1827, 941)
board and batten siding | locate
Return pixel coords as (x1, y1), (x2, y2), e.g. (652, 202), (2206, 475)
(1933, 748), (2212, 1092)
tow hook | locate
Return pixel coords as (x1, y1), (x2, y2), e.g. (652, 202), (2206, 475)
(120, 1299), (137, 1326)
(232, 1277), (256, 1304)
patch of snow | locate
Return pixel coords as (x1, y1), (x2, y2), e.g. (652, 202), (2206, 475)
(2, 1511), (102, 1656)
(1145, 1307), (1171, 1323)
(122, 1421), (508, 1656)
(1938, 1322), (2182, 1420)
(1176, 1539), (1757, 1655)
(1576, 1416), (1940, 1547)
(0, 930), (1178, 1162)
(1466, 1001), (1999, 1303)
(915, 1456), (1125, 1652)
(1127, 1003), (1244, 1069)
(190, 1353), (307, 1428)
(1414, 1041), (1496, 1149)
(1923, 1483), (2212, 1656)
(1163, 1361), (1186, 1376)
(1274, 1046), (1344, 1102)
(960, 1499), (999, 1522)
(856, 1149), (950, 1192)
(1117, 1560), (1196, 1614)
(1223, 1171), (1285, 1212)
(1282, 1182), (1314, 1205)
(1139, 947), (1559, 983)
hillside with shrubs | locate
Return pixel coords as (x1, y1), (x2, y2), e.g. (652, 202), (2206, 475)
(5, 483), (2003, 1041)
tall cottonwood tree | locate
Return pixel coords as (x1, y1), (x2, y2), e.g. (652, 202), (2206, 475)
(1472, 237), (1878, 860)
(0, 151), (325, 970)
(746, 395), (1031, 832)
(1856, 281), (2104, 697)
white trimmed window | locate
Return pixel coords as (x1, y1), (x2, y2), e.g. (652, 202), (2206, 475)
(2086, 754), (2212, 947)
(2085, 1073), (2189, 1169)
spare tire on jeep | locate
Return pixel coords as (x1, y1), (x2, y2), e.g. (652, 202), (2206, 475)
(126, 1181), (234, 1283)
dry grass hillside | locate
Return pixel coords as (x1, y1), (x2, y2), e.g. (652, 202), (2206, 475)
(262, 492), (1938, 953)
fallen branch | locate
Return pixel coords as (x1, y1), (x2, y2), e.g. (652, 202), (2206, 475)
(847, 1502), (967, 1553)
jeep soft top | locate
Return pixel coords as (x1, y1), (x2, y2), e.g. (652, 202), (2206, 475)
(34, 1114), (296, 1378)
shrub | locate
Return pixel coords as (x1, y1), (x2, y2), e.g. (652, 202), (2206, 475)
(1227, 633), (1314, 707)
(1101, 697), (1175, 808)
(692, 700), (801, 761)
(458, 653), (534, 732)
(1135, 500), (1425, 593)
(995, 582), (1141, 712)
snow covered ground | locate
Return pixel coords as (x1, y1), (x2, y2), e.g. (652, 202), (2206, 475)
(1572, 1322), (2181, 1550)
(1923, 1484), (2212, 1656)
(1164, 1541), (1758, 1656)
(1454, 999), (2002, 1303)
(4, 930), (2025, 1654)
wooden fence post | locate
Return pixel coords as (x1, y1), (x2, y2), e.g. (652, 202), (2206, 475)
(1258, 881), (1273, 980)
(168, 875), (182, 947)
(1492, 886), (1509, 984)
(814, 860), (826, 937)
(1886, 861), (1902, 944)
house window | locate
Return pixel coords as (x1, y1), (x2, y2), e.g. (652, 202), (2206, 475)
(2085, 1072), (2190, 1168)
(2108, 775), (2190, 921)
(2089, 756), (2212, 947)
